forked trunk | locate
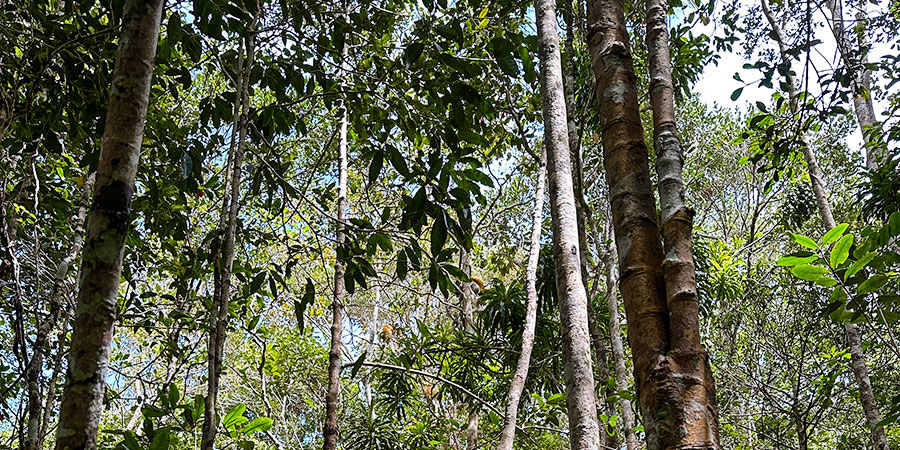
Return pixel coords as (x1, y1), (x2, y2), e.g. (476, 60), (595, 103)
(54, 0), (163, 447)
(496, 150), (545, 450)
(534, 0), (603, 447)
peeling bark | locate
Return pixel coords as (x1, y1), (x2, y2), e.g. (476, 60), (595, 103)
(53, 0), (163, 448)
(535, 0), (604, 447)
(497, 150), (545, 450)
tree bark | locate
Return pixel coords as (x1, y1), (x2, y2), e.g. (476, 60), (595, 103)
(534, 0), (604, 448)
(496, 149), (545, 450)
(53, 0), (163, 447)
(760, 3), (889, 448)
(323, 37), (350, 450)
(586, 0), (720, 445)
(645, 0), (721, 446)
(602, 223), (639, 450)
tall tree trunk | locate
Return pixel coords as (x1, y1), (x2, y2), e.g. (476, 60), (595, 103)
(586, 0), (721, 445)
(645, 0), (721, 446)
(760, 4), (889, 449)
(459, 247), (480, 450)
(26, 173), (95, 450)
(534, 0), (604, 448)
(602, 223), (639, 450)
(53, 0), (163, 447)
(201, 14), (256, 450)
(323, 38), (350, 450)
(497, 149), (545, 450)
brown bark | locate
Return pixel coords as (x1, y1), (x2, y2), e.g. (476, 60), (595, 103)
(603, 223), (639, 450)
(497, 150), (545, 450)
(534, 0), (604, 447)
(323, 38), (350, 450)
(760, 3), (889, 448)
(586, 0), (720, 445)
(201, 14), (256, 450)
(53, 0), (163, 447)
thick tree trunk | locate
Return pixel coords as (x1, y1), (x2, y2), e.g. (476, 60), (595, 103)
(645, 0), (721, 446)
(323, 42), (350, 450)
(53, 0), (163, 448)
(497, 150), (545, 450)
(760, 4), (889, 448)
(602, 224), (639, 450)
(586, 0), (720, 446)
(201, 15), (256, 450)
(534, 0), (603, 448)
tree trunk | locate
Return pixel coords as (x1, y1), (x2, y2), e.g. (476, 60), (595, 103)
(645, 0), (721, 446)
(497, 149), (545, 450)
(586, 0), (720, 445)
(26, 172), (95, 450)
(760, 3), (889, 448)
(323, 38), (350, 450)
(201, 14), (256, 450)
(53, 0), (163, 448)
(534, 0), (604, 448)
(603, 223), (639, 450)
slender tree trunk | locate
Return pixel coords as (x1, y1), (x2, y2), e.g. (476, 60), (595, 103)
(497, 149), (545, 450)
(645, 0), (721, 446)
(26, 172), (95, 450)
(586, 0), (720, 445)
(201, 14), (256, 450)
(53, 0), (163, 447)
(603, 223), (639, 450)
(323, 39), (350, 450)
(760, 4), (889, 449)
(534, 0), (603, 448)
(824, 0), (882, 168)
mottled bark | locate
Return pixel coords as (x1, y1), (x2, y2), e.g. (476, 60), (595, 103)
(603, 223), (639, 450)
(645, 0), (720, 446)
(323, 40), (350, 450)
(202, 15), (256, 450)
(534, 0), (603, 447)
(54, 0), (163, 447)
(761, 3), (889, 448)
(586, 0), (720, 445)
(497, 150), (545, 450)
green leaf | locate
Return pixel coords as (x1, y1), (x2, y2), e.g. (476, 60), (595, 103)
(845, 252), (876, 281)
(821, 223), (849, 245)
(815, 276), (838, 287)
(149, 429), (170, 450)
(349, 351), (367, 379)
(397, 249), (408, 280)
(430, 212), (447, 257)
(776, 254), (818, 267)
(858, 274), (888, 294)
(223, 403), (247, 429)
(890, 211), (900, 236)
(403, 42), (425, 66)
(731, 87), (743, 101)
(368, 151), (383, 184)
(294, 278), (315, 333)
(241, 417), (273, 435)
(142, 405), (166, 418)
(789, 232), (819, 250)
(829, 234), (853, 268)
(249, 271), (266, 295)
(791, 264), (827, 281)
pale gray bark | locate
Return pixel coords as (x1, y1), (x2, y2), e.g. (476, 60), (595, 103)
(497, 150), (546, 450)
(54, 0), (163, 447)
(535, 0), (603, 447)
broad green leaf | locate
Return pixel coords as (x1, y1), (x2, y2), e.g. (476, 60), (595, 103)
(149, 429), (170, 450)
(223, 403), (247, 429)
(241, 417), (274, 435)
(397, 249), (408, 280)
(430, 213), (447, 257)
(142, 405), (166, 418)
(791, 264), (827, 281)
(821, 223), (849, 245)
(789, 232), (818, 250)
(890, 211), (900, 236)
(403, 42), (425, 66)
(776, 254), (817, 267)
(368, 151), (383, 184)
(858, 274), (888, 294)
(844, 252), (875, 281)
(349, 352), (366, 379)
(731, 87), (743, 101)
(815, 276), (838, 287)
(829, 234), (853, 268)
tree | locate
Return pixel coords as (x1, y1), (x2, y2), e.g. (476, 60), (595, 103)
(534, 0), (604, 448)
(54, 0), (164, 448)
